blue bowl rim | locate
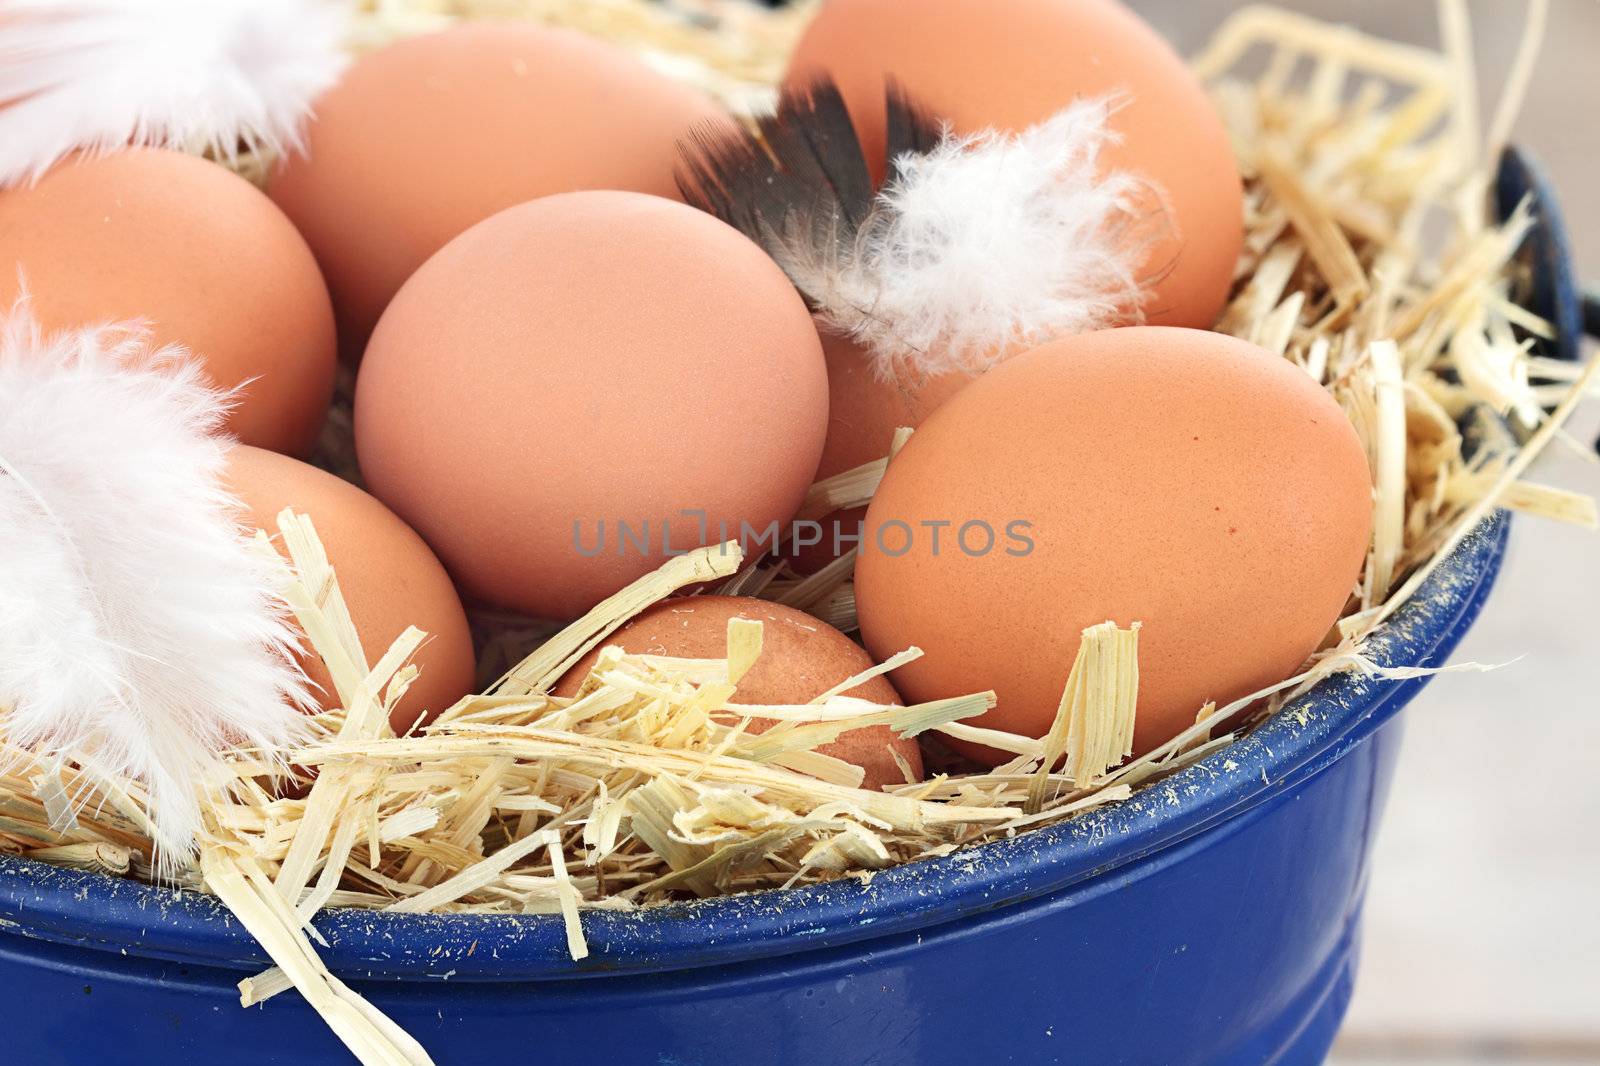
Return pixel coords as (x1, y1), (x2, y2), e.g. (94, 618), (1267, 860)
(0, 511), (1511, 982)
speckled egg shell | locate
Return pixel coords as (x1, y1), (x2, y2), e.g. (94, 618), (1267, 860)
(553, 596), (923, 791)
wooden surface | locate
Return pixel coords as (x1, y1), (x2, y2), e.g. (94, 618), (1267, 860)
(1128, 1), (1600, 1060)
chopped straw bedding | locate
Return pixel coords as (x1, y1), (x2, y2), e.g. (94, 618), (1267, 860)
(0, 2), (1591, 1064)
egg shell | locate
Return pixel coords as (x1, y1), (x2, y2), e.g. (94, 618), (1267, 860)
(0, 149), (336, 456)
(788, 326), (971, 571)
(224, 445), (476, 735)
(552, 596), (922, 791)
(269, 24), (728, 354)
(853, 327), (1373, 762)
(785, 0), (1243, 332)
(355, 190), (830, 620)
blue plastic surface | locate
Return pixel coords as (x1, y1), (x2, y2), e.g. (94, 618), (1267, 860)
(0, 149), (1579, 1065)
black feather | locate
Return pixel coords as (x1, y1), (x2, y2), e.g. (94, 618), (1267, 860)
(676, 76), (942, 270)
(884, 79), (942, 183)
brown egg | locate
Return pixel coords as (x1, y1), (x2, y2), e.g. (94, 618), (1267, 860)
(854, 327), (1372, 763)
(269, 24), (729, 355)
(224, 445), (476, 734)
(785, 0), (1243, 331)
(355, 191), (829, 620)
(553, 596), (922, 790)
(0, 149), (336, 455)
(789, 326), (972, 571)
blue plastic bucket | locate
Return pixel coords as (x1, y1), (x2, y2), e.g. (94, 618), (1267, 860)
(0, 149), (1584, 1066)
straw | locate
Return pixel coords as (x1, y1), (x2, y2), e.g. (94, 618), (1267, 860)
(0, 2), (1591, 1060)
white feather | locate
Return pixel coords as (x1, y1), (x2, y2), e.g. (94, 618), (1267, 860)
(0, 298), (309, 868)
(0, 0), (350, 188)
(780, 95), (1169, 381)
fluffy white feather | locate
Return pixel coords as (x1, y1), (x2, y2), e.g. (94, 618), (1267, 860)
(780, 95), (1169, 381)
(0, 0), (350, 188)
(0, 299), (309, 867)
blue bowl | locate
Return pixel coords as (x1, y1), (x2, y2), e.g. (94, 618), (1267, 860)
(0, 149), (1581, 1066)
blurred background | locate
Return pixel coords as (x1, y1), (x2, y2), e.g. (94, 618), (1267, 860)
(1129, 3), (1600, 1063)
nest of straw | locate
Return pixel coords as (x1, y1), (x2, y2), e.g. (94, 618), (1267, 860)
(1, 2), (1592, 1061)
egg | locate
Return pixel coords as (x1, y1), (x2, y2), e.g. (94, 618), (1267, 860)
(224, 445), (476, 734)
(853, 327), (1373, 763)
(785, 0), (1243, 331)
(552, 596), (922, 790)
(356, 190), (830, 620)
(0, 149), (336, 456)
(789, 326), (971, 571)
(269, 24), (728, 354)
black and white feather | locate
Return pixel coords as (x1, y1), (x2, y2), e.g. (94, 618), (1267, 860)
(0, 298), (310, 867)
(679, 80), (1168, 380)
(0, 0), (351, 189)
